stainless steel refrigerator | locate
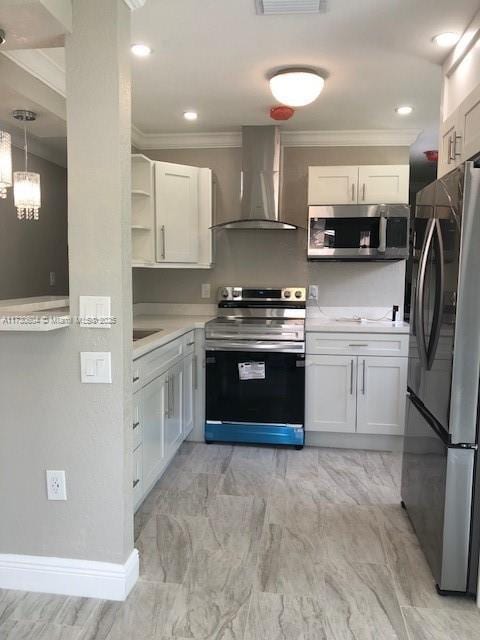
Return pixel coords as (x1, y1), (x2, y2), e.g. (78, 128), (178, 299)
(402, 161), (480, 595)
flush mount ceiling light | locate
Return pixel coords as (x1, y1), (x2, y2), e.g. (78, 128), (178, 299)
(395, 105), (413, 116)
(183, 111), (198, 121)
(0, 29), (6, 45)
(131, 43), (152, 57)
(0, 130), (12, 198)
(433, 32), (460, 48)
(12, 110), (41, 221)
(269, 69), (325, 107)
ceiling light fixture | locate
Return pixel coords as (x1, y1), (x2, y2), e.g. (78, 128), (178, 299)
(131, 43), (152, 57)
(0, 130), (12, 198)
(12, 110), (41, 221)
(395, 105), (413, 116)
(0, 29), (6, 46)
(433, 32), (460, 48)
(269, 69), (325, 107)
(183, 111), (198, 121)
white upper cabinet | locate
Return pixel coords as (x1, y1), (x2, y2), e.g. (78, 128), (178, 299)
(308, 165), (409, 205)
(438, 9), (480, 176)
(155, 162), (200, 264)
(308, 166), (359, 205)
(357, 165), (409, 204)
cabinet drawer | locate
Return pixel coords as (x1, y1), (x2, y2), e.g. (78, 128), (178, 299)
(133, 335), (187, 391)
(306, 332), (408, 357)
(133, 444), (143, 508)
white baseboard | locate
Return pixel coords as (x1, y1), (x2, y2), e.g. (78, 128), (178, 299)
(306, 431), (403, 452)
(0, 548), (139, 601)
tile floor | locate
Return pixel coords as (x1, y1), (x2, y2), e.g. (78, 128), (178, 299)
(1, 443), (480, 639)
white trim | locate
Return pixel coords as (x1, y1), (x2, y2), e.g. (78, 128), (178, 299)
(1, 50), (66, 97)
(0, 549), (139, 601)
(132, 128), (421, 150)
(123, 0), (147, 9)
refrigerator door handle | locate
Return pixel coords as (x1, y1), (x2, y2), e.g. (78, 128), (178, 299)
(415, 218), (435, 371)
(427, 220), (445, 370)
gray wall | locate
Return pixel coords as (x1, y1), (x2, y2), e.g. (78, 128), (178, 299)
(0, 0), (133, 565)
(133, 146), (409, 309)
(0, 147), (68, 300)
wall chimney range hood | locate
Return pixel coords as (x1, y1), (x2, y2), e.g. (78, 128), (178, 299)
(212, 125), (298, 230)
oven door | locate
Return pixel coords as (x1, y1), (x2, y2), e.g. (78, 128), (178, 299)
(205, 342), (305, 426)
(308, 205), (409, 260)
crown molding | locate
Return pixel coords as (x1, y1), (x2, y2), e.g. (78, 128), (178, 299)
(132, 127), (421, 150)
(0, 120), (67, 167)
(0, 50), (66, 97)
(122, 0), (147, 9)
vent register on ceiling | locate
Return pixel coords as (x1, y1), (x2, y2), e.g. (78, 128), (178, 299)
(256, 0), (327, 14)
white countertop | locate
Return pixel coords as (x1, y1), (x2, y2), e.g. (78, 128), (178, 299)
(0, 296), (69, 313)
(133, 314), (214, 358)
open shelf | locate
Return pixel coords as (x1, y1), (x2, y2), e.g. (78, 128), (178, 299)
(132, 189), (151, 197)
(131, 225), (152, 231)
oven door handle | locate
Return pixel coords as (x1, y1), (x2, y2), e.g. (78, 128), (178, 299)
(205, 340), (305, 353)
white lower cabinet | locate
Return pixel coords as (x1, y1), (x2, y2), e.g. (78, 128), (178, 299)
(132, 332), (198, 511)
(306, 355), (357, 433)
(306, 333), (408, 437)
(356, 356), (407, 435)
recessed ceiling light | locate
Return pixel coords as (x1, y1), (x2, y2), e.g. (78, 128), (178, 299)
(395, 105), (413, 116)
(184, 111), (198, 121)
(433, 32), (460, 48)
(131, 43), (152, 57)
(269, 69), (325, 107)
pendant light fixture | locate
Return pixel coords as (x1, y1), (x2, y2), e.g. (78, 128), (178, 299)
(12, 109), (41, 221)
(0, 129), (12, 198)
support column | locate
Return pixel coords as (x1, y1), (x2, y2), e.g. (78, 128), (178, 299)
(0, 0), (135, 601)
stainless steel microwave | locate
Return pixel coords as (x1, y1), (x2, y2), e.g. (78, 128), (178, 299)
(307, 204), (410, 261)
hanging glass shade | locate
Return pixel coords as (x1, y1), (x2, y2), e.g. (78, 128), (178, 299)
(13, 171), (41, 220)
(12, 110), (41, 221)
(0, 130), (12, 198)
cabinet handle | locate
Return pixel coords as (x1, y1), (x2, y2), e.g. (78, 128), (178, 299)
(351, 183), (355, 201)
(161, 224), (166, 259)
(133, 375), (140, 383)
(448, 135), (454, 163)
(362, 184), (366, 201)
(133, 479), (140, 488)
(362, 359), (366, 395)
(453, 135), (462, 159)
(133, 421), (140, 430)
(348, 343), (368, 347)
(165, 377), (170, 417)
(186, 341), (195, 347)
(193, 354), (198, 390)
(350, 359), (354, 395)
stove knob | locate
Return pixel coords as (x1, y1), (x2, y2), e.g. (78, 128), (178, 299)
(295, 290), (302, 299)
(232, 289), (240, 298)
(221, 288), (229, 298)
(283, 290), (291, 298)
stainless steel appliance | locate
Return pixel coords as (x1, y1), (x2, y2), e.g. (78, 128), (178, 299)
(401, 161), (480, 595)
(307, 204), (409, 260)
(205, 286), (306, 448)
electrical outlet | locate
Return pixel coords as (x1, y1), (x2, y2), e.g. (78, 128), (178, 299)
(201, 283), (211, 299)
(46, 470), (67, 501)
(49, 271), (56, 287)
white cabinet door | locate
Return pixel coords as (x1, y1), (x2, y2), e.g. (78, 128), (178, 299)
(458, 83), (480, 163)
(356, 356), (407, 435)
(155, 162), (199, 263)
(164, 362), (183, 459)
(357, 165), (409, 204)
(438, 113), (461, 178)
(305, 355), (357, 433)
(182, 352), (195, 438)
(140, 372), (167, 490)
(308, 166), (359, 205)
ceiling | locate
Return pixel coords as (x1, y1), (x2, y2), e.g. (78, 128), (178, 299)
(1, 0), (479, 173)
(130, 0), (478, 138)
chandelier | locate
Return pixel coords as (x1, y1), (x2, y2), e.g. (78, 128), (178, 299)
(12, 110), (41, 221)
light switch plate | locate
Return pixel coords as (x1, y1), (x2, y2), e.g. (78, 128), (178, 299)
(80, 352), (112, 383)
(201, 283), (211, 299)
(79, 296), (112, 328)
(308, 285), (319, 301)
